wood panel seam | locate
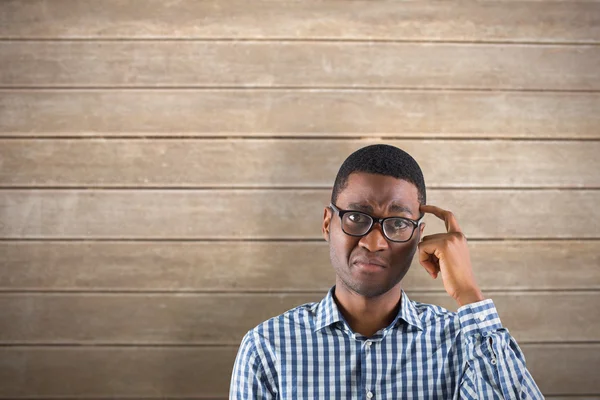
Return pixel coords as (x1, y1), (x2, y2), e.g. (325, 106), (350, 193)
(1, 289), (598, 296)
(1, 38), (599, 45)
(1, 238), (598, 242)
(2, 86), (600, 93)
(2, 87), (600, 93)
(2, 136), (600, 141)
(1, 186), (599, 190)
(0, 289), (598, 294)
(1, 341), (599, 348)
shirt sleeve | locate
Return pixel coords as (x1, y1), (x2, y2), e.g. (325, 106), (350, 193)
(230, 330), (278, 400)
(456, 299), (544, 399)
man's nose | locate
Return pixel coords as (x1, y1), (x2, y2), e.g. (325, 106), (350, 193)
(358, 223), (389, 252)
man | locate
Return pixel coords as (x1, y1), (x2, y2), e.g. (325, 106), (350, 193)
(230, 144), (543, 399)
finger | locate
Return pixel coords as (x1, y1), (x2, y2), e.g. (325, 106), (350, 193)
(419, 257), (439, 279)
(420, 204), (462, 233)
(421, 233), (448, 242)
(418, 242), (440, 278)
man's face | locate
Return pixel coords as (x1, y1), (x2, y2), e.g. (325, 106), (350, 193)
(322, 172), (425, 298)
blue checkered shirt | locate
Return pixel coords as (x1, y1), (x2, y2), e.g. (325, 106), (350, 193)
(230, 287), (543, 399)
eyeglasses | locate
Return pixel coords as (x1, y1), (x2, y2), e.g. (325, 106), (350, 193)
(329, 203), (424, 243)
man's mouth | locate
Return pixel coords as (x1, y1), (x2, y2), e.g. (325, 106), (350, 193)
(353, 257), (388, 271)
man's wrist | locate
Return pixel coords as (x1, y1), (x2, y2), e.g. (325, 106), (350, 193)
(455, 288), (485, 307)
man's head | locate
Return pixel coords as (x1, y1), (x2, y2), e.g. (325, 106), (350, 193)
(323, 144), (426, 298)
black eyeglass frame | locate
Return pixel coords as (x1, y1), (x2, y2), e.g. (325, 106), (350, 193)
(329, 203), (425, 243)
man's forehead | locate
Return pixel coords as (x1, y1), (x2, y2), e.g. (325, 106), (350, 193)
(341, 173), (419, 199)
(337, 173), (420, 215)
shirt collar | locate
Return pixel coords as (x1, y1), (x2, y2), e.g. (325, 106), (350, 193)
(392, 290), (424, 331)
(313, 286), (424, 332)
(313, 287), (345, 332)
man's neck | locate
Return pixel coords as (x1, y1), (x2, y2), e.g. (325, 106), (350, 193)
(333, 283), (402, 338)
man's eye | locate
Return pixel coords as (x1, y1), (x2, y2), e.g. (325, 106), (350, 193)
(391, 219), (409, 229)
(348, 213), (369, 224)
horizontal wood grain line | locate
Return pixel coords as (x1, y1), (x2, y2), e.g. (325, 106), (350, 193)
(0, 189), (597, 239)
(0, 397), (595, 400)
(1, 397), (591, 399)
(6, 396), (226, 400)
(1, 0), (598, 43)
(0, 398), (226, 400)
(0, 340), (600, 351)
(1, 135), (600, 142)
(4, 86), (599, 93)
(1, 41), (597, 90)
(0, 345), (597, 396)
(1, 238), (596, 242)
(2, 139), (599, 188)
(544, 398), (600, 400)
(3, 87), (598, 93)
(2, 187), (600, 191)
(7, 137), (600, 141)
(0, 398), (225, 400)
(1, 87), (598, 93)
(2, 37), (600, 45)
(0, 289), (596, 295)
(0, 397), (592, 400)
(0, 343), (231, 348)
(1, 241), (598, 291)
(1, 341), (598, 348)
(1, 90), (598, 138)
(0, 292), (598, 344)
(2, 290), (597, 297)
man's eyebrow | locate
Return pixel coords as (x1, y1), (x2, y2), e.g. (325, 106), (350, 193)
(347, 203), (373, 213)
(389, 204), (415, 217)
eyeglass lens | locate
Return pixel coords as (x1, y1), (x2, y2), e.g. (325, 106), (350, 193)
(342, 211), (415, 242)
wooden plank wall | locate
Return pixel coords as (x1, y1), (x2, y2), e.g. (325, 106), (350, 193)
(0, 1), (599, 398)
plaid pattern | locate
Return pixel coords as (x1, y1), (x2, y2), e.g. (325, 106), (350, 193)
(230, 287), (543, 399)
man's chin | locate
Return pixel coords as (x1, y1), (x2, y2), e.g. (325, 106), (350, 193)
(345, 279), (397, 299)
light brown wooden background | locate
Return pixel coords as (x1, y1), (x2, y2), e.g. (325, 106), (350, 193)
(0, 1), (599, 398)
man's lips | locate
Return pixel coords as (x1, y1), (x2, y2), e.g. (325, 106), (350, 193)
(352, 257), (388, 269)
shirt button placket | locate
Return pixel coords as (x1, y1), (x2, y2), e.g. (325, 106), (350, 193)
(364, 342), (374, 399)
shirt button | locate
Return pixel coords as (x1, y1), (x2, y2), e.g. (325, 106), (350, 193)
(491, 358), (497, 365)
(366, 391), (374, 399)
(366, 340), (372, 348)
(479, 315), (486, 321)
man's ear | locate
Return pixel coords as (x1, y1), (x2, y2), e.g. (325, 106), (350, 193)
(418, 222), (426, 240)
(322, 206), (332, 242)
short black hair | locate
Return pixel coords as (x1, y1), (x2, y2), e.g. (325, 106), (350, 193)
(331, 144), (426, 205)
